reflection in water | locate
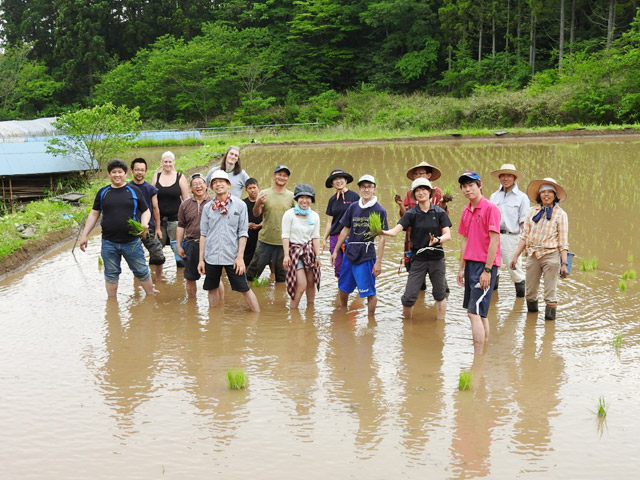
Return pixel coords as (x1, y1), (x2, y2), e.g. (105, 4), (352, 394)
(2, 137), (640, 478)
(450, 354), (493, 478)
(325, 309), (385, 453)
(100, 298), (159, 433)
(398, 317), (445, 462)
(512, 318), (564, 471)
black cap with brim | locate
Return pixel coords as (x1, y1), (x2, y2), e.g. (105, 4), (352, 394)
(325, 169), (354, 188)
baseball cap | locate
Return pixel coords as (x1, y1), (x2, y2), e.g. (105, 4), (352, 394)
(458, 170), (481, 183)
(274, 165), (291, 175)
(357, 174), (376, 186)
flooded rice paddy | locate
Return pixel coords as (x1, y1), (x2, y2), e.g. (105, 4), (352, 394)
(2, 136), (640, 478)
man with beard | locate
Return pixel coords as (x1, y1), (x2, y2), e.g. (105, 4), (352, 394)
(246, 165), (295, 283)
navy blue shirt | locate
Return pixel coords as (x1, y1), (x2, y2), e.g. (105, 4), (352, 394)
(128, 180), (158, 230)
(339, 202), (388, 264)
(398, 204), (452, 260)
(325, 189), (359, 236)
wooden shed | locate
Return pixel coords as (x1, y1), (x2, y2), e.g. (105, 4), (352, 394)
(0, 118), (95, 202)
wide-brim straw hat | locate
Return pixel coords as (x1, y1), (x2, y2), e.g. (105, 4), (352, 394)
(325, 169), (354, 188)
(491, 163), (524, 182)
(526, 178), (567, 203)
(406, 161), (442, 181)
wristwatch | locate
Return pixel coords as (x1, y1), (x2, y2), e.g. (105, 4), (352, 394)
(561, 262), (568, 265)
(483, 267), (491, 273)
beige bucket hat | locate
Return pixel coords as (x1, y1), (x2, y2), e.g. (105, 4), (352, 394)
(526, 178), (567, 203)
(410, 178), (433, 200)
(406, 161), (442, 181)
(490, 163), (524, 181)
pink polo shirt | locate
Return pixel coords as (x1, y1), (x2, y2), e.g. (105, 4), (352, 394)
(458, 196), (501, 266)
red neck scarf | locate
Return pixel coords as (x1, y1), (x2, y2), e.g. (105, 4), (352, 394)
(211, 193), (231, 214)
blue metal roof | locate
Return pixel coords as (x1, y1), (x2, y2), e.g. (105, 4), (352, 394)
(0, 141), (96, 176)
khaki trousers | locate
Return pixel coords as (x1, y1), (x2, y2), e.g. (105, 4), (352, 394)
(525, 251), (560, 305)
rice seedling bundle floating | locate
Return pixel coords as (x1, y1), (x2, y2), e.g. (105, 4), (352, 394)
(227, 368), (247, 389)
(595, 396), (608, 418)
(252, 277), (268, 287)
(580, 257), (598, 271)
(127, 218), (145, 237)
(622, 269), (636, 280)
(458, 371), (473, 391)
(613, 333), (623, 348)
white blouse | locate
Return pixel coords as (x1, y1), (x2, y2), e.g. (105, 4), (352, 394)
(281, 208), (321, 244)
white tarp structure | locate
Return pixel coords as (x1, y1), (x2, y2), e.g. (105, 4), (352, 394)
(0, 118), (58, 142)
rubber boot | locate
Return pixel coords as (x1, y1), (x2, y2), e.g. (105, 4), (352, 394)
(493, 274), (500, 291)
(515, 281), (526, 298)
(545, 304), (557, 321)
(527, 300), (539, 312)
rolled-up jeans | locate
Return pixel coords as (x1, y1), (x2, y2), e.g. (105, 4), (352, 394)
(101, 238), (150, 283)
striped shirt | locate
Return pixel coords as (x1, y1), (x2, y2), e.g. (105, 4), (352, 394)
(520, 205), (569, 259)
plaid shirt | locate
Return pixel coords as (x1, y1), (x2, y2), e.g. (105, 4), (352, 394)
(285, 241), (320, 299)
(520, 205), (569, 259)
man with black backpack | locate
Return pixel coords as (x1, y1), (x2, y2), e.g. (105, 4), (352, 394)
(79, 159), (154, 297)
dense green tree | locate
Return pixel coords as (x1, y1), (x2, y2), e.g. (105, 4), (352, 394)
(47, 103), (142, 170)
(95, 25), (283, 123)
(0, 44), (61, 120)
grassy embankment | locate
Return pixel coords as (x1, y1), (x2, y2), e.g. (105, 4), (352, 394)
(2, 120), (640, 264)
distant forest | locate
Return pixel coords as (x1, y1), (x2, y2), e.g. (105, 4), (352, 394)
(1, 1), (639, 127)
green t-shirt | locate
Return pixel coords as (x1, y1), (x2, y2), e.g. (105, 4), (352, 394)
(257, 187), (295, 245)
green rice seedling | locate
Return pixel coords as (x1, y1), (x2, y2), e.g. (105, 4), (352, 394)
(580, 257), (598, 271)
(252, 277), (268, 287)
(613, 333), (623, 348)
(627, 252), (634, 263)
(127, 218), (145, 237)
(622, 269), (637, 280)
(619, 280), (627, 291)
(227, 368), (247, 389)
(98, 256), (103, 266)
(364, 212), (383, 239)
(441, 183), (454, 203)
(458, 371), (473, 391)
(595, 396), (608, 418)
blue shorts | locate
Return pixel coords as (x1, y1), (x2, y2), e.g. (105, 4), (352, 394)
(462, 260), (498, 318)
(338, 257), (376, 298)
(101, 238), (151, 283)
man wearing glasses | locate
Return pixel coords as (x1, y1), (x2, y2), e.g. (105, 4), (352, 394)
(176, 173), (215, 298)
(128, 157), (165, 277)
(331, 175), (388, 315)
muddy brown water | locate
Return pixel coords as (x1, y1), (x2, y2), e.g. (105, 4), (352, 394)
(2, 137), (640, 478)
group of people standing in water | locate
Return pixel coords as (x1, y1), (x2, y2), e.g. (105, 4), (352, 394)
(79, 146), (570, 354)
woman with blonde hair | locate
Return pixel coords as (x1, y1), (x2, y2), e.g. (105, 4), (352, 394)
(154, 150), (190, 269)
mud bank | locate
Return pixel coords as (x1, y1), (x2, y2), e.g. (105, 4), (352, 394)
(0, 227), (76, 281)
